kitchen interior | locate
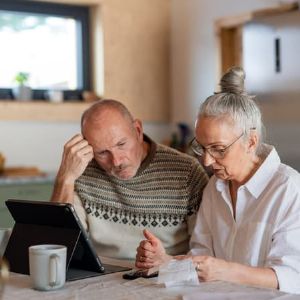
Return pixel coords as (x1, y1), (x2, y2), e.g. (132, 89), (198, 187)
(0, 0), (300, 228)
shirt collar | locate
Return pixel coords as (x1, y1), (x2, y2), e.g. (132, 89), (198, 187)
(245, 144), (281, 198)
(215, 144), (281, 198)
(216, 176), (227, 192)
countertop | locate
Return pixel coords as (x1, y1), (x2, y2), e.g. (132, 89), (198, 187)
(0, 170), (55, 186)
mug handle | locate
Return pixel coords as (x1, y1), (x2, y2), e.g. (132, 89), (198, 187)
(49, 254), (60, 287)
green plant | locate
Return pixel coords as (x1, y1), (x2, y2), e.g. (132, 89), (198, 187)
(14, 72), (29, 85)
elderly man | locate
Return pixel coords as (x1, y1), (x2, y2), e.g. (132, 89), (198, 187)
(51, 99), (208, 260)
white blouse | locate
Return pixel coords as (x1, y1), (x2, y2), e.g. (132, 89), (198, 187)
(189, 145), (300, 294)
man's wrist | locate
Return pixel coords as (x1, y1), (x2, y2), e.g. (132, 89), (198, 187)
(55, 173), (76, 186)
(162, 254), (173, 264)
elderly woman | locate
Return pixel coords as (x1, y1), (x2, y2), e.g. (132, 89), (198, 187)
(135, 67), (300, 294)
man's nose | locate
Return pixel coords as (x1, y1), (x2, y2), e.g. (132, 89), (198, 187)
(111, 152), (122, 167)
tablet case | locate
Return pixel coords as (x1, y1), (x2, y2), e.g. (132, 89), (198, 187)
(3, 199), (130, 281)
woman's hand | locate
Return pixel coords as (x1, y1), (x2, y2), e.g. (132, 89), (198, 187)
(135, 229), (172, 269)
(192, 256), (278, 289)
(192, 256), (230, 282)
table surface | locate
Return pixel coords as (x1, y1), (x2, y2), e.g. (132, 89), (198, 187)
(1, 258), (299, 300)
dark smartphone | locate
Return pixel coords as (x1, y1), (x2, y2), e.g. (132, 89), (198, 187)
(122, 269), (159, 280)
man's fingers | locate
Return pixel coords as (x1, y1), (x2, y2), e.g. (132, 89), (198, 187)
(136, 253), (154, 263)
(143, 229), (159, 247)
(139, 240), (156, 253)
(63, 134), (93, 164)
(64, 134), (93, 156)
(65, 134), (85, 148)
(135, 261), (156, 269)
(68, 139), (90, 154)
(136, 248), (155, 260)
(77, 144), (94, 157)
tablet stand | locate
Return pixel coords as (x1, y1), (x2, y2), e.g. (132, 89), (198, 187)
(4, 223), (80, 275)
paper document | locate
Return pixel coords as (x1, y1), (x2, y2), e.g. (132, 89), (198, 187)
(158, 259), (199, 287)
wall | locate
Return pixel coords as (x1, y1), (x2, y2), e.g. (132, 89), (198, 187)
(243, 11), (300, 170)
(244, 11), (300, 94)
(0, 0), (172, 172)
(170, 0), (282, 123)
(101, 0), (171, 121)
(0, 121), (172, 171)
(170, 0), (300, 170)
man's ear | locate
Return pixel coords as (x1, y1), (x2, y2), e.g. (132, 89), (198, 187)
(133, 119), (143, 141)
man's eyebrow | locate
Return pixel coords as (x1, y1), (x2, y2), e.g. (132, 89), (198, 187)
(95, 149), (107, 154)
(115, 138), (127, 145)
(94, 137), (129, 154)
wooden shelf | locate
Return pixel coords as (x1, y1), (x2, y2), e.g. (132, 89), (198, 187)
(215, 2), (298, 29)
(0, 101), (92, 122)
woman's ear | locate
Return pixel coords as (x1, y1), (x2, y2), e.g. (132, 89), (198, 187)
(247, 129), (259, 153)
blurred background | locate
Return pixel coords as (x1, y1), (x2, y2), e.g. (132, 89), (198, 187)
(0, 0), (299, 173)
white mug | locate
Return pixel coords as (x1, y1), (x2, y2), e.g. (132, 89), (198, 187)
(29, 244), (67, 291)
(0, 228), (12, 257)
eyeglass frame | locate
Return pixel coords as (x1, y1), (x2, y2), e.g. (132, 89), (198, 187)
(189, 132), (245, 159)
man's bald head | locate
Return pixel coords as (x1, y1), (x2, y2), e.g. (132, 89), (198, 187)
(81, 99), (134, 132)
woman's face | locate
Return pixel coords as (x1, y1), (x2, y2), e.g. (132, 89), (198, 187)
(195, 116), (251, 182)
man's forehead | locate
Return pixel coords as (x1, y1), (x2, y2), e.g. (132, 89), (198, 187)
(87, 125), (133, 149)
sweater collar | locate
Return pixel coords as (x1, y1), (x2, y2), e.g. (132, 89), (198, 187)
(135, 134), (157, 175)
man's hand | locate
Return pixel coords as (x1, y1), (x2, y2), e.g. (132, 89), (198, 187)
(57, 134), (94, 184)
(51, 134), (94, 204)
(135, 229), (172, 269)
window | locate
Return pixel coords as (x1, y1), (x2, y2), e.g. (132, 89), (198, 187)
(0, 0), (90, 100)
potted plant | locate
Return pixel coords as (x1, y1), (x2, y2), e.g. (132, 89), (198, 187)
(13, 72), (32, 101)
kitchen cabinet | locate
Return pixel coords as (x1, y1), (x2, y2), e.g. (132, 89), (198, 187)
(0, 177), (54, 228)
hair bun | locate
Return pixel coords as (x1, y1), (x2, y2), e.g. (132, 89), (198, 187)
(220, 66), (246, 95)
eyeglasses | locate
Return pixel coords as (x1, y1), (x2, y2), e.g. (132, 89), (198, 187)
(189, 132), (244, 159)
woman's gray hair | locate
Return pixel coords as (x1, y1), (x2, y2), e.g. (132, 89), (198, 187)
(198, 67), (265, 149)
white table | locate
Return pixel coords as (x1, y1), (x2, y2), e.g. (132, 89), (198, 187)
(3, 272), (300, 300)
(1, 258), (299, 300)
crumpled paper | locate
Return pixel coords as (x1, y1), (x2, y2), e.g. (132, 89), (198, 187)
(157, 259), (199, 287)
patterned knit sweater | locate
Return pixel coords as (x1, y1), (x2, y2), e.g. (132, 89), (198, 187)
(74, 135), (208, 260)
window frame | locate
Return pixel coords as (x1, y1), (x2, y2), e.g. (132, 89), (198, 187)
(0, 0), (91, 100)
